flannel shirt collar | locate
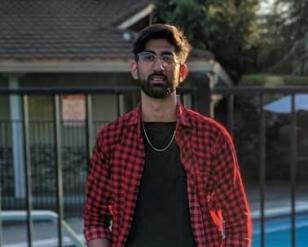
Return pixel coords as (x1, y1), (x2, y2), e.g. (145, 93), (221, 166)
(127, 101), (191, 128)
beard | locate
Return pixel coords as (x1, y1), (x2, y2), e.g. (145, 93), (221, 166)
(140, 73), (176, 99)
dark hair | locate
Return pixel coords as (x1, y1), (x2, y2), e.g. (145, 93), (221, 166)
(133, 24), (191, 64)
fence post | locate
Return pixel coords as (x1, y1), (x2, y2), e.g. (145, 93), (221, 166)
(21, 95), (34, 247)
(86, 94), (93, 165)
(0, 180), (2, 246)
(193, 81), (211, 116)
(290, 94), (297, 247)
(53, 95), (64, 247)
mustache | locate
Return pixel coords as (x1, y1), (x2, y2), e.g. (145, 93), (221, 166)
(148, 73), (167, 81)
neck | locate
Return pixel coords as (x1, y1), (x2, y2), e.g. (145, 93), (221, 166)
(141, 91), (177, 122)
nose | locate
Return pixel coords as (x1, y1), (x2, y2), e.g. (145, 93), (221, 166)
(152, 56), (165, 71)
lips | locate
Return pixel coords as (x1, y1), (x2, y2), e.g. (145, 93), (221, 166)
(149, 75), (167, 84)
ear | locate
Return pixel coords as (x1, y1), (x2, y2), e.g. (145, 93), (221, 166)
(179, 64), (189, 82)
(131, 61), (139, 80)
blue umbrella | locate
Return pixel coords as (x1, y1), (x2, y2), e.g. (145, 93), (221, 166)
(263, 94), (308, 113)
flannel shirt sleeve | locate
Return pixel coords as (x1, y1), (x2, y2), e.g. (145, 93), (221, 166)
(212, 129), (252, 247)
(83, 130), (112, 243)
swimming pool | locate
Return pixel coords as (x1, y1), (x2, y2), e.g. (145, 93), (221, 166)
(253, 213), (308, 247)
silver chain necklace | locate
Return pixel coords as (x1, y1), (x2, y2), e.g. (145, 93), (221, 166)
(142, 121), (176, 152)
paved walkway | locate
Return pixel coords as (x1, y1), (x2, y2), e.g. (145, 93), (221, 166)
(246, 181), (308, 213)
(1, 182), (307, 247)
(1, 217), (83, 247)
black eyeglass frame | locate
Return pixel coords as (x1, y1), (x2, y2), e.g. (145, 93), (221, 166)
(136, 51), (180, 66)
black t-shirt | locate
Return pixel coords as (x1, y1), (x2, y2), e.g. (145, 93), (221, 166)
(125, 122), (196, 247)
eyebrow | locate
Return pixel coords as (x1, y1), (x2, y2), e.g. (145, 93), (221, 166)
(143, 50), (174, 55)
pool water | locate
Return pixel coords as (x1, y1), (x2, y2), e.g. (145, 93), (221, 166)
(253, 226), (308, 247)
(253, 214), (308, 247)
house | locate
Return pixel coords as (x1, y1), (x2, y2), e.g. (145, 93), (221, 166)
(0, 0), (232, 119)
(0, 0), (231, 199)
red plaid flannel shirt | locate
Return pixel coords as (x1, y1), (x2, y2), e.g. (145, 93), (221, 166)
(83, 103), (252, 247)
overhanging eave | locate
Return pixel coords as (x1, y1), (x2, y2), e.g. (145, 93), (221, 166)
(0, 61), (214, 73)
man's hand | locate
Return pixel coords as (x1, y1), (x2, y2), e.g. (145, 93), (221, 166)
(87, 239), (110, 247)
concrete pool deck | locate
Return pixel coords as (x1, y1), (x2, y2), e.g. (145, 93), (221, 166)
(246, 181), (308, 216)
(1, 181), (308, 246)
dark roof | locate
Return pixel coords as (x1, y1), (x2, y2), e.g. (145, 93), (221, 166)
(0, 0), (150, 62)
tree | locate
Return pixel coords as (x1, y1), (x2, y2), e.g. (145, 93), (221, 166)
(153, 0), (261, 81)
(277, 0), (308, 42)
(258, 0), (308, 75)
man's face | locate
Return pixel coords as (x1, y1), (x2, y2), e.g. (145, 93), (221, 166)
(131, 39), (186, 99)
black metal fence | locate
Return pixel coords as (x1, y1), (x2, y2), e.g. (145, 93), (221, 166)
(0, 86), (205, 247)
(1, 119), (107, 213)
(213, 86), (308, 247)
(1, 85), (308, 247)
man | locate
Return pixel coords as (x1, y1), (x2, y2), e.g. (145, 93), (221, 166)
(83, 24), (252, 247)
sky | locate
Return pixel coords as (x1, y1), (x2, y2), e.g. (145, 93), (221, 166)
(258, 0), (276, 15)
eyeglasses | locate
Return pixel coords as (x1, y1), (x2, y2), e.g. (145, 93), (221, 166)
(137, 51), (179, 66)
